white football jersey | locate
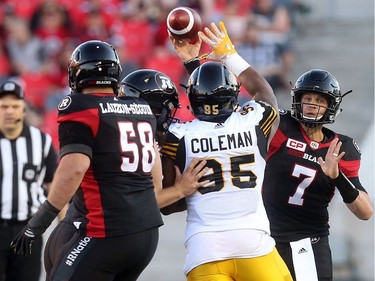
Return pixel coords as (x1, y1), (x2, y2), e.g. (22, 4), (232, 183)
(162, 100), (278, 274)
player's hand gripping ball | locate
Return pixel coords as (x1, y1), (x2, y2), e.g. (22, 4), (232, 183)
(167, 7), (202, 42)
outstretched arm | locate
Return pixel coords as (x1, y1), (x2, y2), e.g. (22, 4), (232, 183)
(198, 21), (278, 110)
(198, 21), (279, 139)
(318, 138), (373, 220)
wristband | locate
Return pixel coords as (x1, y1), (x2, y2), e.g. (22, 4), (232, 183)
(28, 200), (60, 234)
(222, 53), (250, 77)
(333, 171), (360, 203)
(184, 58), (200, 75)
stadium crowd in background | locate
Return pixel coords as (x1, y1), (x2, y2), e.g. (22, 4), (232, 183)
(0, 0), (309, 150)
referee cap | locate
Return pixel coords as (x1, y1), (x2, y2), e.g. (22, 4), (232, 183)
(0, 80), (24, 99)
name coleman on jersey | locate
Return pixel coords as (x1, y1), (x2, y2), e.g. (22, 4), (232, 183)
(191, 130), (253, 153)
(99, 102), (153, 115)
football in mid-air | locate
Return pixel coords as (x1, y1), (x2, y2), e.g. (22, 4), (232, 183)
(167, 7), (202, 41)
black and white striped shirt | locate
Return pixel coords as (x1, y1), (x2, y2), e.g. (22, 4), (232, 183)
(0, 124), (58, 221)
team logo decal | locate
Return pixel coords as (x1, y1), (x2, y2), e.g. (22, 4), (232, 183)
(311, 237), (320, 244)
(58, 96), (72, 110)
(310, 141), (319, 149)
(156, 73), (175, 93)
(286, 138), (306, 152)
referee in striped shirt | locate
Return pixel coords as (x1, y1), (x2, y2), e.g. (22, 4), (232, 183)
(0, 80), (58, 281)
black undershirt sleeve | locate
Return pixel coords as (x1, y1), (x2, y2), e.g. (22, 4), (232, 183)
(58, 122), (94, 159)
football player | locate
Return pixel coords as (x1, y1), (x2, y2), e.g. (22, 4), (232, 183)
(262, 69), (373, 281)
(119, 69), (180, 145)
(169, 20), (373, 281)
(119, 69), (209, 209)
(10, 40), (202, 281)
(161, 22), (293, 281)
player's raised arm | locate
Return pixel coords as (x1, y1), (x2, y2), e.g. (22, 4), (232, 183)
(198, 21), (278, 112)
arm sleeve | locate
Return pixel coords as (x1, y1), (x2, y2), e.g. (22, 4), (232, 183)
(184, 59), (201, 75)
(58, 122), (94, 159)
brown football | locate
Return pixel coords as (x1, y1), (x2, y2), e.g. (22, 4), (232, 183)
(167, 7), (202, 41)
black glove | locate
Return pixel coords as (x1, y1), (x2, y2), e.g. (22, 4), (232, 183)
(10, 200), (59, 255)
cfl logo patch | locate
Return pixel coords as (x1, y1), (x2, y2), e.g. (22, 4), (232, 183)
(286, 138), (306, 152)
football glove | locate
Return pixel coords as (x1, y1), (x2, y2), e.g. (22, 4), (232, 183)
(198, 21), (236, 61)
(10, 200), (59, 255)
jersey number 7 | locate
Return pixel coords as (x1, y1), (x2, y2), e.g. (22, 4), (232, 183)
(288, 164), (317, 206)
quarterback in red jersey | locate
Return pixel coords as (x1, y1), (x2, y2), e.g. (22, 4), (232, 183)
(262, 69), (373, 281)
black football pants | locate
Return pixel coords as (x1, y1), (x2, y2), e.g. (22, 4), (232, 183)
(44, 221), (159, 281)
(0, 220), (42, 281)
(276, 236), (332, 281)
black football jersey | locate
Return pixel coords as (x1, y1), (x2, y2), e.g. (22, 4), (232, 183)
(57, 93), (163, 237)
(262, 110), (365, 242)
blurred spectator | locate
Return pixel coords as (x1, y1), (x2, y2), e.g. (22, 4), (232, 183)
(111, 14), (154, 66)
(151, 1), (173, 48)
(1, 0), (41, 20)
(252, 0), (292, 38)
(0, 0), (299, 131)
(236, 19), (287, 94)
(44, 39), (77, 91)
(108, 36), (140, 79)
(0, 44), (11, 82)
(65, 0), (119, 29)
(274, 0), (311, 29)
(29, 0), (72, 58)
(3, 16), (46, 76)
(76, 8), (110, 42)
(176, 0), (215, 24)
(220, 0), (251, 43)
(3, 14), (55, 112)
(118, 0), (152, 22)
(210, 0), (254, 24)
(252, 0), (295, 91)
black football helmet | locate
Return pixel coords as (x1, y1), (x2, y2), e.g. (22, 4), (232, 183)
(291, 69), (351, 128)
(187, 62), (240, 122)
(68, 40), (122, 94)
(119, 69), (180, 134)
